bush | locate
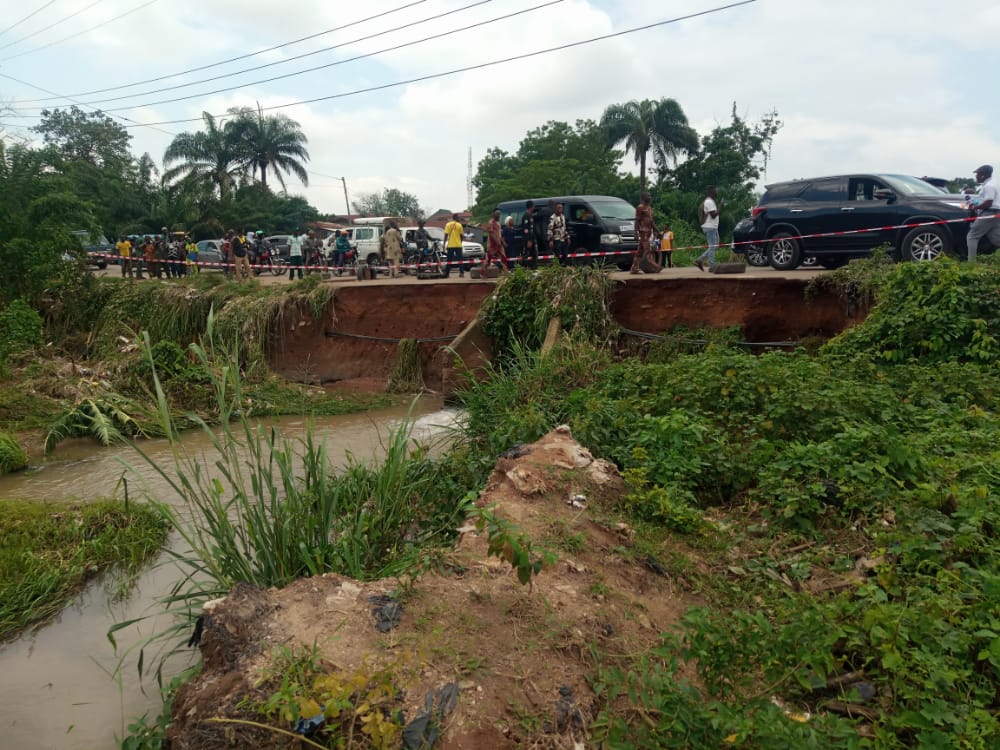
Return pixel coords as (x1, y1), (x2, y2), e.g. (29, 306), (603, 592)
(0, 432), (28, 474)
(0, 298), (43, 362)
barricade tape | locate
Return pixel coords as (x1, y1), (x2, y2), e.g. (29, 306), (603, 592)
(84, 213), (997, 273)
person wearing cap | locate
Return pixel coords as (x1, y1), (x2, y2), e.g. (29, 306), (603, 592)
(967, 165), (1000, 262)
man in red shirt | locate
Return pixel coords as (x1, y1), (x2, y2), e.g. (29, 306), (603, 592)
(484, 209), (509, 274)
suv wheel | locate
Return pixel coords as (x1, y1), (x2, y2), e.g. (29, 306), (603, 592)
(768, 232), (801, 271)
(745, 243), (769, 267)
(900, 226), (950, 262)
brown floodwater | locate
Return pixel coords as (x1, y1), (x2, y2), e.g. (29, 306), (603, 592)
(0, 397), (456, 750)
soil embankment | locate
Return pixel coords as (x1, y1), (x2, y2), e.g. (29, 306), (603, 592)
(167, 426), (699, 749)
(269, 276), (862, 390)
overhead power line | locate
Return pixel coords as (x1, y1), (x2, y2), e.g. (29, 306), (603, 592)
(11, 0), (499, 111)
(115, 0), (757, 129)
(0, 0), (107, 54)
(0, 70), (176, 136)
(8, 0), (431, 102)
(0, 0), (58, 39)
(1, 0), (160, 62)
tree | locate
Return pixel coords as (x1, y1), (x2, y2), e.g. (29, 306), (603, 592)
(600, 98), (698, 192)
(472, 119), (627, 218)
(33, 106), (132, 169)
(227, 105), (310, 192)
(352, 188), (423, 218)
(162, 111), (243, 198)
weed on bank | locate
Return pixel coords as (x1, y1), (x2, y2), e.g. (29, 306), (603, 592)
(0, 499), (167, 642)
(456, 258), (1000, 747)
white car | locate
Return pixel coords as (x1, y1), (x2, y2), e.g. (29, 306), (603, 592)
(399, 226), (484, 260)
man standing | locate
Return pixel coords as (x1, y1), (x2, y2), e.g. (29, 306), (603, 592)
(659, 224), (675, 268)
(484, 209), (509, 274)
(383, 222), (403, 278)
(116, 235), (133, 278)
(444, 213), (465, 278)
(547, 202), (570, 265)
(520, 200), (543, 269)
(287, 230), (304, 280)
(232, 231), (251, 280)
(967, 165), (1000, 262)
(630, 192), (660, 274)
(695, 187), (721, 272)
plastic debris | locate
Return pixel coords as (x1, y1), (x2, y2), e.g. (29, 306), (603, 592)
(567, 493), (587, 509)
(368, 593), (403, 632)
(294, 710), (326, 735)
(402, 682), (459, 749)
(501, 443), (531, 459)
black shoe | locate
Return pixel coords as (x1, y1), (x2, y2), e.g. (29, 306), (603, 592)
(695, 260), (705, 271)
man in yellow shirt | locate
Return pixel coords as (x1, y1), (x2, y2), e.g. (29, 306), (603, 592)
(659, 224), (675, 268)
(443, 214), (465, 278)
(116, 235), (133, 278)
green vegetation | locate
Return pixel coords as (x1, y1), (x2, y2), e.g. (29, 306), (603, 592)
(453, 259), (1000, 747)
(473, 102), (781, 250)
(0, 499), (168, 642)
(0, 432), (28, 475)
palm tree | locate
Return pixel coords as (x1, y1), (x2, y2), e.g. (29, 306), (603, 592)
(227, 105), (309, 192)
(600, 98), (699, 191)
(162, 112), (242, 198)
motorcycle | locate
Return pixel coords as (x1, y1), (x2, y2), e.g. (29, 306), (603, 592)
(252, 245), (284, 276)
(402, 239), (445, 276)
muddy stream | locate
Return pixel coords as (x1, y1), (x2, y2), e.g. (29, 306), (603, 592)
(0, 397), (456, 750)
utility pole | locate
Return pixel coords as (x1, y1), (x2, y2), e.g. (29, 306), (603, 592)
(341, 177), (352, 220)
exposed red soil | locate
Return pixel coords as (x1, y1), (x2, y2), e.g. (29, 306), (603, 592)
(166, 427), (700, 750)
(268, 275), (862, 393)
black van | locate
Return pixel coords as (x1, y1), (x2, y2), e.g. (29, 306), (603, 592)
(495, 195), (638, 269)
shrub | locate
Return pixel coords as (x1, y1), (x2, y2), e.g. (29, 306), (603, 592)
(0, 432), (28, 474)
(0, 298), (43, 362)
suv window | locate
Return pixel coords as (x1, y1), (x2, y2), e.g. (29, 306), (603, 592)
(761, 182), (805, 202)
(848, 177), (888, 201)
(799, 178), (845, 201)
(354, 227), (375, 241)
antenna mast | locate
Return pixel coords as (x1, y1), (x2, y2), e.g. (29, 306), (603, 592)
(466, 147), (474, 209)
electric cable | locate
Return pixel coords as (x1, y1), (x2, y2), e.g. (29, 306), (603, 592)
(78, 0), (556, 113)
(0, 0), (58, 39)
(1, 0), (160, 62)
(12, 0), (499, 110)
(8, 0), (430, 102)
(114, 0), (757, 129)
(0, 70), (176, 136)
(0, 0), (106, 54)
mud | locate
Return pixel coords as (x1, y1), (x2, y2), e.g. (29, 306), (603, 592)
(167, 426), (700, 749)
(268, 275), (862, 392)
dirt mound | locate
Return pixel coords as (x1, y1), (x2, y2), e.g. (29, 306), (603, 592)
(167, 427), (698, 749)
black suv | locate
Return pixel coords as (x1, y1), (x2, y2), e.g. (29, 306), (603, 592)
(732, 174), (975, 270)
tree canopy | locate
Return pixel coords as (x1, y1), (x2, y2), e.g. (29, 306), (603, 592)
(599, 98), (698, 191)
(352, 188), (423, 219)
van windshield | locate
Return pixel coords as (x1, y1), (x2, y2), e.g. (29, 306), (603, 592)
(588, 200), (635, 222)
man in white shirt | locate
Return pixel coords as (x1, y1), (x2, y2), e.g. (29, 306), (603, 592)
(288, 230), (304, 280)
(695, 186), (720, 271)
(967, 165), (1000, 262)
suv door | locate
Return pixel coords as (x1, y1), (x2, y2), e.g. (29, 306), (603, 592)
(838, 176), (898, 250)
(787, 177), (848, 252)
(567, 202), (600, 255)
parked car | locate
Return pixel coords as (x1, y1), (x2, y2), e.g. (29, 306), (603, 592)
(195, 239), (226, 270)
(732, 174), (977, 270)
(70, 229), (111, 269)
(496, 195), (638, 269)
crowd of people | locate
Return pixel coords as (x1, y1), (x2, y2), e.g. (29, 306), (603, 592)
(114, 227), (199, 280)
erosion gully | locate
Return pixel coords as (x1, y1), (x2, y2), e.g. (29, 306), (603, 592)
(0, 398), (456, 750)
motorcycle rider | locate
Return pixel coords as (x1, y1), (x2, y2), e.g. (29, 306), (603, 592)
(333, 230), (352, 270)
(967, 165), (1000, 262)
(253, 231), (273, 274)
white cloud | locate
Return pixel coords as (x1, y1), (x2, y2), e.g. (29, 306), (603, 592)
(2, 0), (998, 217)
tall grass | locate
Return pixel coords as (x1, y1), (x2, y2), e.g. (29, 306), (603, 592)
(113, 316), (469, 678)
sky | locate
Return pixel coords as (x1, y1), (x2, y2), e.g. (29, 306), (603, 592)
(1, 0), (998, 217)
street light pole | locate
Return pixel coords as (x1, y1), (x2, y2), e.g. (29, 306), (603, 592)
(341, 177), (352, 220)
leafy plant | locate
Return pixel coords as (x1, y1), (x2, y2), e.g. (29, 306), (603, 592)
(0, 431), (28, 475)
(469, 503), (557, 586)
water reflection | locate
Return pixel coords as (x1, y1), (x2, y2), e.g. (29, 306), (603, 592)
(0, 397), (456, 750)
